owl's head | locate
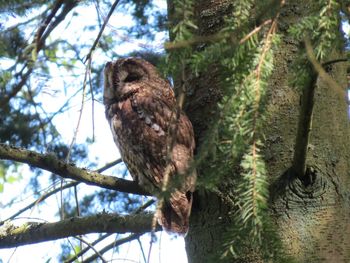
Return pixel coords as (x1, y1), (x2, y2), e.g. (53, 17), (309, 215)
(104, 57), (158, 104)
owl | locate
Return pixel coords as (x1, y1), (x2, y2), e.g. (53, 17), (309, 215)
(103, 57), (196, 234)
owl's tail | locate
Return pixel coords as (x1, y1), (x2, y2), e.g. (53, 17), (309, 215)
(158, 190), (193, 235)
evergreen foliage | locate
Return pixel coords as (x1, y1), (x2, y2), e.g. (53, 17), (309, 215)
(0, 0), (349, 262)
(166, 0), (348, 261)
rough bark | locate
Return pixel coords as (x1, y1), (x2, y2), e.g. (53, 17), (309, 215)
(0, 212), (159, 248)
(183, 1), (235, 262)
(266, 2), (350, 262)
(177, 0), (350, 262)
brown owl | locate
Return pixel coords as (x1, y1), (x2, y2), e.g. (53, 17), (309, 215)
(103, 57), (196, 234)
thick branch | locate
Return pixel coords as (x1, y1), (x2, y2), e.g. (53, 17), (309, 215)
(0, 213), (160, 248)
(0, 143), (149, 195)
(292, 38), (347, 179)
(292, 41), (318, 179)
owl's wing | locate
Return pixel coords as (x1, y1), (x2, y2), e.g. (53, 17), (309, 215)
(110, 88), (194, 191)
(131, 90), (195, 151)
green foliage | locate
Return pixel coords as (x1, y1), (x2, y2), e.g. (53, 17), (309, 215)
(0, 0), (54, 16)
(289, 0), (340, 60)
(0, 161), (21, 193)
(167, 0), (282, 260)
(0, 27), (28, 59)
(1, 0), (347, 261)
(166, 0), (196, 79)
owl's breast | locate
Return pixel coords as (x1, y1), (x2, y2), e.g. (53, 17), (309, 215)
(108, 97), (167, 191)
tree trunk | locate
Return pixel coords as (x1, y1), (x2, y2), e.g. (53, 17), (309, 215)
(172, 0), (350, 262)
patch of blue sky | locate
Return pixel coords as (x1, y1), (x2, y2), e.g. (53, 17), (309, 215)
(0, 1), (188, 262)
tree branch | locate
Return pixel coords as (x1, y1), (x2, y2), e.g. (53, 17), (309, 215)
(84, 0), (120, 62)
(82, 233), (142, 263)
(292, 38), (318, 180)
(292, 37), (346, 181)
(65, 199), (155, 262)
(0, 159), (123, 226)
(0, 0), (79, 106)
(0, 143), (149, 196)
(0, 212), (160, 248)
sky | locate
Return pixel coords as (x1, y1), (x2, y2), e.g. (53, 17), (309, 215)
(0, 1), (189, 262)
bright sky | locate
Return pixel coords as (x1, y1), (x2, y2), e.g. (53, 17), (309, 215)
(0, 1), (189, 262)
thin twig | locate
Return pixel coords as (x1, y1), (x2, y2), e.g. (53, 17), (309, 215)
(65, 199), (154, 262)
(81, 233), (143, 263)
(73, 236), (108, 263)
(137, 238), (148, 263)
(66, 58), (91, 162)
(64, 233), (110, 263)
(88, 64), (95, 141)
(322, 58), (348, 67)
(239, 19), (272, 44)
(0, 182), (77, 226)
(84, 0), (120, 63)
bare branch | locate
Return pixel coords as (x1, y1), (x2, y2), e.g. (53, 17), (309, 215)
(0, 182), (77, 226)
(0, 159), (123, 226)
(0, 212), (160, 248)
(65, 233), (111, 263)
(65, 199), (154, 262)
(81, 233), (143, 263)
(292, 38), (318, 179)
(0, 0), (79, 105)
(0, 143), (149, 195)
(84, 0), (120, 62)
(73, 236), (108, 263)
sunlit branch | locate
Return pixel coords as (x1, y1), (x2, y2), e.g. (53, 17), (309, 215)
(0, 213), (160, 248)
(0, 159), (124, 226)
(65, 199), (154, 263)
(0, 143), (149, 195)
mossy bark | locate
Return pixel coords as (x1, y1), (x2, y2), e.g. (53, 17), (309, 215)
(168, 0), (350, 262)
